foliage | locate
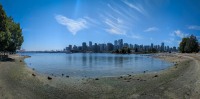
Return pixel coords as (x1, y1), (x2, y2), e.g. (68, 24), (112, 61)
(179, 35), (199, 53)
(114, 47), (131, 54)
(0, 4), (23, 53)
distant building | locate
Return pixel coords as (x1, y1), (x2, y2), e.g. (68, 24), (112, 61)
(118, 39), (123, 49)
(161, 42), (164, 52)
(114, 40), (118, 50)
(89, 41), (92, 50)
(107, 43), (114, 51)
(124, 43), (129, 47)
(82, 42), (87, 51)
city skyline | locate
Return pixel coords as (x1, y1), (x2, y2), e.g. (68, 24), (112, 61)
(0, 0), (200, 51)
(64, 39), (177, 53)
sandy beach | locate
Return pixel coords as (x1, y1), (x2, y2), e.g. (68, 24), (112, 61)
(0, 53), (200, 99)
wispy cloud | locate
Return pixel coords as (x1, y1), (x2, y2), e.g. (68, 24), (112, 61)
(163, 38), (175, 44)
(188, 25), (200, 30)
(129, 34), (142, 39)
(122, 0), (147, 16)
(55, 15), (88, 35)
(104, 16), (126, 35)
(107, 4), (122, 15)
(173, 30), (188, 38)
(144, 27), (159, 32)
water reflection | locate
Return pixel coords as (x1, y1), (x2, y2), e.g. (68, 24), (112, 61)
(22, 53), (172, 77)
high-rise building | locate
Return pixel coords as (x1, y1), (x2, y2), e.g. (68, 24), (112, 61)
(82, 42), (87, 51)
(161, 42), (164, 52)
(107, 43), (114, 51)
(114, 40), (118, 50)
(68, 45), (72, 51)
(151, 43), (153, 49)
(124, 43), (129, 47)
(118, 39), (123, 49)
(73, 45), (77, 51)
(89, 41), (92, 50)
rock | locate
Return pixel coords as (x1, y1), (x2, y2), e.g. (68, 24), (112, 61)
(48, 76), (52, 80)
(95, 78), (99, 80)
(20, 60), (22, 62)
(128, 74), (131, 77)
(32, 68), (35, 70)
(32, 73), (36, 76)
(66, 75), (69, 78)
(154, 75), (158, 77)
(62, 74), (64, 76)
(143, 71), (146, 73)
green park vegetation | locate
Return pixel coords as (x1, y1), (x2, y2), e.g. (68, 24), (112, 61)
(0, 4), (23, 59)
(179, 35), (199, 53)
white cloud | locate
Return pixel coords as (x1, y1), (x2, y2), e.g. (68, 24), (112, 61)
(144, 27), (159, 32)
(130, 34), (142, 39)
(55, 15), (88, 35)
(173, 30), (188, 38)
(104, 18), (126, 35)
(163, 38), (175, 44)
(188, 25), (200, 30)
(107, 4), (122, 15)
(122, 0), (146, 16)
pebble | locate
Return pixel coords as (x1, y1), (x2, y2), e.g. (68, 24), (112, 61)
(48, 76), (52, 80)
(154, 75), (158, 77)
(32, 73), (36, 76)
(95, 78), (99, 80)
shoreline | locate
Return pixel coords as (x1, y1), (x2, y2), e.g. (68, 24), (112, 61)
(0, 53), (200, 98)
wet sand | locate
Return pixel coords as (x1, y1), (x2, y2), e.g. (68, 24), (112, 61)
(0, 53), (200, 99)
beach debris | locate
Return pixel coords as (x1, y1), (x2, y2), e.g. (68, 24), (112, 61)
(47, 76), (52, 80)
(66, 75), (69, 78)
(154, 75), (158, 77)
(127, 80), (130, 82)
(20, 60), (22, 62)
(32, 73), (36, 77)
(95, 78), (99, 80)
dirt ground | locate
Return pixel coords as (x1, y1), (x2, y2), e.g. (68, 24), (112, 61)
(0, 53), (200, 99)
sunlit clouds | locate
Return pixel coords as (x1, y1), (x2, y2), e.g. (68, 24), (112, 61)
(55, 15), (88, 35)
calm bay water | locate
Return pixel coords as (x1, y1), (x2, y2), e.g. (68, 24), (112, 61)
(20, 53), (172, 77)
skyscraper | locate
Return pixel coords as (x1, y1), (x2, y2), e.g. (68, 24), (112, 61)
(82, 42), (87, 51)
(161, 42), (164, 52)
(89, 41), (92, 50)
(118, 39), (123, 49)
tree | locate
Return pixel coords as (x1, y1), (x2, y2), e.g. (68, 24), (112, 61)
(0, 4), (23, 54)
(6, 17), (23, 52)
(179, 35), (199, 53)
(179, 38), (188, 53)
(0, 4), (10, 52)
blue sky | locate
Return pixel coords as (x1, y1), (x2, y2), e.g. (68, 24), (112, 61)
(0, 0), (200, 51)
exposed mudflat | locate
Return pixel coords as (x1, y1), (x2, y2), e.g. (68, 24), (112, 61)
(0, 53), (200, 99)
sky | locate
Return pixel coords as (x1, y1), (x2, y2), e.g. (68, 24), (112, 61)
(0, 0), (200, 51)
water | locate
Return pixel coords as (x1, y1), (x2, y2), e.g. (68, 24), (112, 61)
(20, 53), (172, 77)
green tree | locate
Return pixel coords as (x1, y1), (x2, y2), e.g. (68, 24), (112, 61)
(179, 38), (188, 53)
(7, 17), (23, 52)
(0, 4), (23, 54)
(0, 4), (9, 52)
(179, 35), (199, 53)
